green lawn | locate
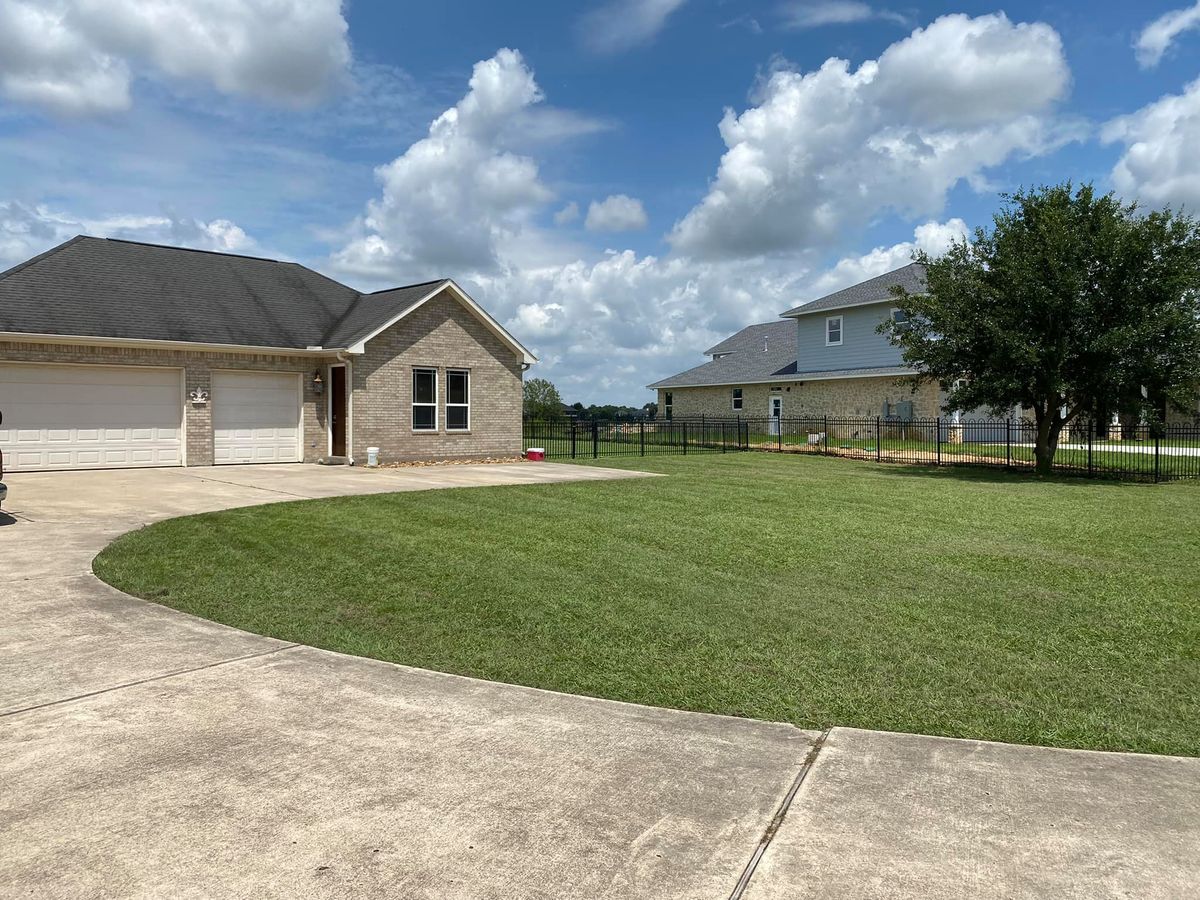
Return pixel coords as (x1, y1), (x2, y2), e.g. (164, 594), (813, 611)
(94, 454), (1200, 755)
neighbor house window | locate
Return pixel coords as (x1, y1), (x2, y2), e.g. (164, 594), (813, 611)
(412, 367), (437, 430)
(446, 369), (470, 431)
(826, 315), (843, 346)
(732, 388), (743, 411)
(891, 308), (911, 333)
(664, 392), (673, 420)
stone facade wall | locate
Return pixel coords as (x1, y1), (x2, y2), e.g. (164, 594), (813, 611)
(658, 376), (941, 420)
(0, 340), (326, 466)
(352, 289), (524, 462)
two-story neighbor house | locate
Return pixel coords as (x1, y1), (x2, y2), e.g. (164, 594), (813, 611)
(649, 264), (937, 420)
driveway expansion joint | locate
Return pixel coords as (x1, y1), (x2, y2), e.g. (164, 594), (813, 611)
(728, 727), (831, 900)
(0, 643), (299, 720)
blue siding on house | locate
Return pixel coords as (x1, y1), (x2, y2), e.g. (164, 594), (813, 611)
(794, 301), (904, 372)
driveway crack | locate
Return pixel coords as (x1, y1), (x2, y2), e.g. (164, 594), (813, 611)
(0, 643), (300, 719)
(728, 727), (831, 900)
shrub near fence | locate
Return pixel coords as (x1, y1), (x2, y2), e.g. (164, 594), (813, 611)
(522, 416), (1200, 482)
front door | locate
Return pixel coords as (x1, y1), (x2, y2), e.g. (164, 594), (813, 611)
(769, 394), (782, 435)
(330, 365), (347, 457)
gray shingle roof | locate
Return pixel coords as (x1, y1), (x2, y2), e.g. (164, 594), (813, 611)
(0, 236), (445, 351)
(320, 281), (446, 349)
(782, 263), (926, 317)
(649, 320), (797, 388)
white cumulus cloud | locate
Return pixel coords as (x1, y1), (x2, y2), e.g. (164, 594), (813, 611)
(1135, 2), (1200, 68)
(333, 49), (555, 278)
(1102, 78), (1200, 210)
(585, 195), (649, 232)
(0, 0), (350, 115)
(668, 13), (1072, 260)
(578, 0), (688, 54)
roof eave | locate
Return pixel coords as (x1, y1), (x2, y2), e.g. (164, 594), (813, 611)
(647, 367), (918, 390)
(0, 331), (347, 357)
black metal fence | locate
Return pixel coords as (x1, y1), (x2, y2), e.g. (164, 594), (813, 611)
(523, 415), (1200, 482)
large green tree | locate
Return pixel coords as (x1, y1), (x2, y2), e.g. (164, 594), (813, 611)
(523, 377), (564, 420)
(883, 183), (1200, 475)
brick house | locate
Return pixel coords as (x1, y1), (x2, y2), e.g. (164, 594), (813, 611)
(0, 236), (535, 472)
(649, 264), (942, 421)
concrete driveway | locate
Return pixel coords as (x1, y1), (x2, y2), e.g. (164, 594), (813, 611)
(1, 464), (1198, 898)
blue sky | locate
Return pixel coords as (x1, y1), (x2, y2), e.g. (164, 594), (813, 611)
(2, 1), (1199, 403)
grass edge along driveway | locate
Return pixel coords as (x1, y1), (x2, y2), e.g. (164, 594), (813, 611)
(95, 454), (1200, 757)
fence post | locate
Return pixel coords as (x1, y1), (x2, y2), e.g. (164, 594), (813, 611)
(777, 415), (782, 452)
(737, 415), (742, 451)
(721, 421), (726, 453)
(1087, 423), (1094, 477)
(1006, 419), (1011, 468)
(823, 416), (828, 456)
(639, 419), (645, 456)
(682, 421), (688, 455)
(571, 422), (577, 459)
(876, 416), (881, 462)
(1154, 433), (1161, 483)
(936, 417), (942, 466)
(592, 419), (598, 459)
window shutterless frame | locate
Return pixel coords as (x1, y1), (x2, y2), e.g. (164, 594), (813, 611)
(446, 369), (470, 431)
(664, 391), (673, 420)
(825, 315), (843, 346)
(412, 367), (437, 431)
(732, 387), (743, 411)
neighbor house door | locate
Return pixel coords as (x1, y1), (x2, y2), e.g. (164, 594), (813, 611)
(330, 365), (347, 457)
(769, 394), (782, 435)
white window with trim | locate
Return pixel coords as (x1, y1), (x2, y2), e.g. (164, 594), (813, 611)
(891, 308), (911, 333)
(664, 391), (673, 420)
(446, 369), (470, 431)
(412, 367), (437, 431)
(826, 315), (843, 346)
(732, 387), (743, 411)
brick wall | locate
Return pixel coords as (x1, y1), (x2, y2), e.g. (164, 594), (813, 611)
(658, 376), (941, 420)
(351, 289), (524, 462)
(0, 340), (326, 465)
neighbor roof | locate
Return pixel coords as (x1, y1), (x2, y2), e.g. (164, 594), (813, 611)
(648, 320), (796, 389)
(781, 263), (926, 317)
(0, 236), (535, 362)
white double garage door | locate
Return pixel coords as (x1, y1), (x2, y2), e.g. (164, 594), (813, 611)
(0, 363), (302, 472)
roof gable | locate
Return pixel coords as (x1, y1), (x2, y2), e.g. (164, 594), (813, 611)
(342, 280), (536, 365)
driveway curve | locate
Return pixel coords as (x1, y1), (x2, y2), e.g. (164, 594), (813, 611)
(0, 463), (815, 900)
(2, 463), (1198, 899)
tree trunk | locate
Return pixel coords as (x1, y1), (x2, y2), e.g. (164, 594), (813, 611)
(1034, 411), (1063, 476)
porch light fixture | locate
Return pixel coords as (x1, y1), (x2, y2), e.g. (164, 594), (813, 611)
(312, 371), (324, 395)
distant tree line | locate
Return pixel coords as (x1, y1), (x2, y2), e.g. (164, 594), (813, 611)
(523, 377), (657, 420)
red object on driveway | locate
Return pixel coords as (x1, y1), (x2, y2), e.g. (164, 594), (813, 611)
(526, 448), (545, 461)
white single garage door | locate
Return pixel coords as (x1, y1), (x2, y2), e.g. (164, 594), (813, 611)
(212, 371), (302, 464)
(0, 363), (183, 472)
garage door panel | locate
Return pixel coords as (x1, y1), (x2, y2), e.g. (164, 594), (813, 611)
(212, 371), (301, 465)
(0, 364), (183, 472)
